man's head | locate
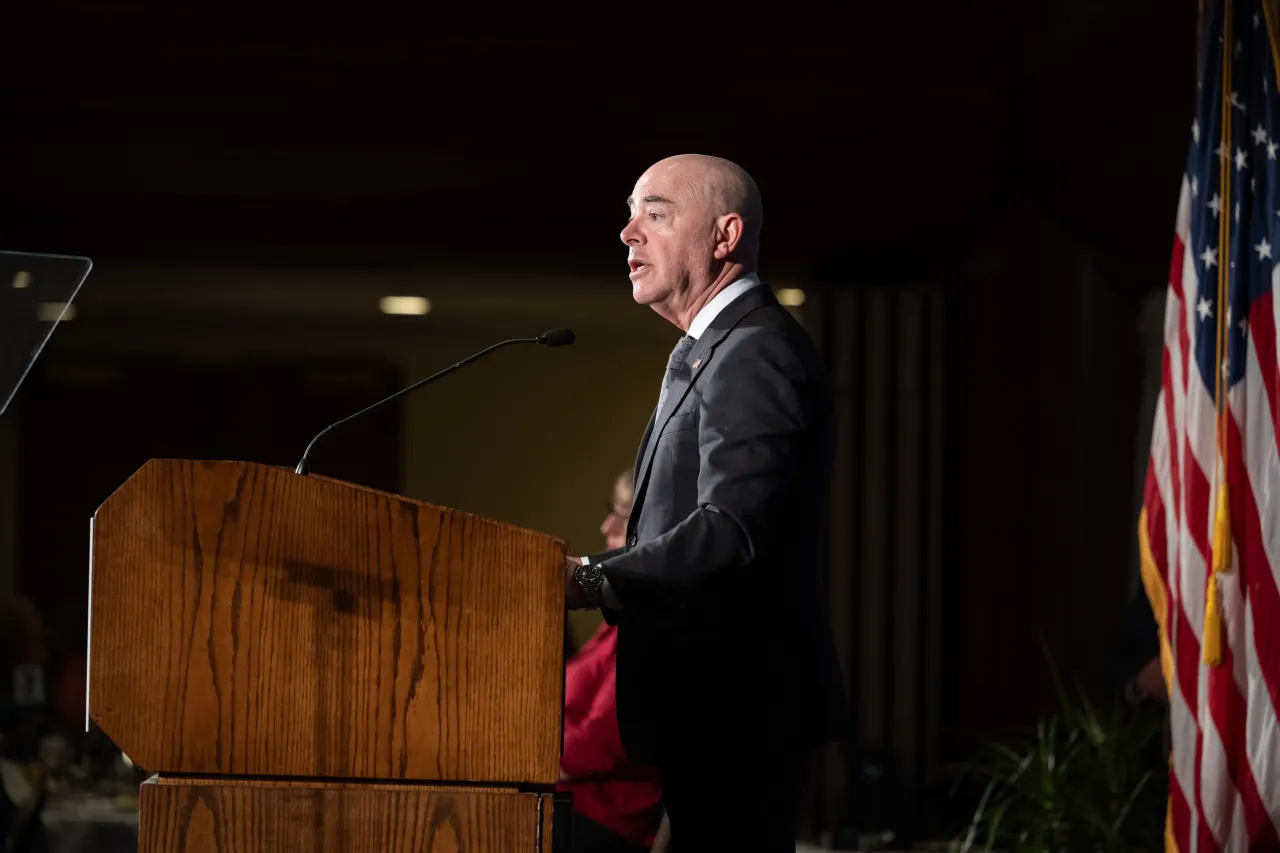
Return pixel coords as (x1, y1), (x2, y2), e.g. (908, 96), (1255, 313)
(599, 469), (634, 551)
(620, 154), (763, 328)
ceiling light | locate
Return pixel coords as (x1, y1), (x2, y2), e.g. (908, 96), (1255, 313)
(12, 271), (30, 289)
(37, 302), (76, 322)
(379, 296), (431, 316)
(775, 287), (806, 307)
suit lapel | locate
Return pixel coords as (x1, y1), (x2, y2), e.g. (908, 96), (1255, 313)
(632, 367), (694, 497)
(631, 410), (656, 493)
(628, 285), (780, 522)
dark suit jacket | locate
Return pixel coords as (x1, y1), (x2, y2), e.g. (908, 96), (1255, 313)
(588, 285), (850, 762)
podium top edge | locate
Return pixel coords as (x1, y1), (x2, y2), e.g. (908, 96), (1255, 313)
(96, 458), (567, 549)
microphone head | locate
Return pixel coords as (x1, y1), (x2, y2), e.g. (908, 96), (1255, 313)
(538, 328), (575, 347)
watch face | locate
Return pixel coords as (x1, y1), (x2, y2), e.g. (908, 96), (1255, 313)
(577, 563), (604, 588)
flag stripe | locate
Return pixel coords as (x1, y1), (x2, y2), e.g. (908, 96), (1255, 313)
(1144, 466), (1175, 692)
(1242, 605), (1280, 843)
(1147, 376), (1203, 853)
(1151, 275), (1205, 853)
(1227, 368), (1280, 719)
(1174, 232), (1189, 303)
(1174, 776), (1194, 853)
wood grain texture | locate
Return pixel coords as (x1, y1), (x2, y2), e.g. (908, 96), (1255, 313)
(540, 794), (555, 853)
(89, 459), (565, 783)
(138, 775), (550, 853)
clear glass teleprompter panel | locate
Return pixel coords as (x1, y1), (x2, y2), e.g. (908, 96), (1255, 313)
(0, 251), (92, 418)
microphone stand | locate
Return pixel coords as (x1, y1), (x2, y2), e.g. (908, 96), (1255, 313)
(294, 330), (573, 475)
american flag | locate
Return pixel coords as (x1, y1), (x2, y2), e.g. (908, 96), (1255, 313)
(1140, 0), (1280, 849)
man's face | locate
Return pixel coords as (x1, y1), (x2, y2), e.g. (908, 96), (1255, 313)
(619, 164), (712, 306)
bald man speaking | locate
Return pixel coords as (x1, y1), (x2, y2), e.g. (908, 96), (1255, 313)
(563, 155), (849, 850)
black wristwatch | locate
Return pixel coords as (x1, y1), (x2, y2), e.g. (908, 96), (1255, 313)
(573, 561), (605, 607)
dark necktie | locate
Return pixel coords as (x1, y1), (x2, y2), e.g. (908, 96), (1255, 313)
(656, 335), (696, 421)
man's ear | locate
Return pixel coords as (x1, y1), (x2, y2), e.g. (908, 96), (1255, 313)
(713, 213), (745, 260)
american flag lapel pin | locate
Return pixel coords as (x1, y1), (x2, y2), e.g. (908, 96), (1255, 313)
(692, 358), (702, 370)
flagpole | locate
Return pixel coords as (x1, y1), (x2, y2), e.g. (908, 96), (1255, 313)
(1205, 0), (1235, 668)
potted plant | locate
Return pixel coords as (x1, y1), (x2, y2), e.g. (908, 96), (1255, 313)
(951, 644), (1167, 853)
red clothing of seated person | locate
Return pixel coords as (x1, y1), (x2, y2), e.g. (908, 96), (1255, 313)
(557, 622), (663, 848)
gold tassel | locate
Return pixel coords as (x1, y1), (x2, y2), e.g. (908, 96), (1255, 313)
(1203, 483), (1230, 667)
(1203, 573), (1223, 666)
(1212, 482), (1232, 574)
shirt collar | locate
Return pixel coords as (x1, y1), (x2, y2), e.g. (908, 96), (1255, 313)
(687, 273), (763, 339)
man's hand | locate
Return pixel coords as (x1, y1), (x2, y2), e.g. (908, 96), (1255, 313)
(564, 556), (586, 609)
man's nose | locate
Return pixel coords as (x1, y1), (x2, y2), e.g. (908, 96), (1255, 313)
(620, 218), (642, 246)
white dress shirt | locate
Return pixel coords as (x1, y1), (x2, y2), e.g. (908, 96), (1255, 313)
(580, 274), (764, 609)
(686, 273), (762, 339)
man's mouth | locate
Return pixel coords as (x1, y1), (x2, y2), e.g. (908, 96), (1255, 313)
(628, 260), (650, 277)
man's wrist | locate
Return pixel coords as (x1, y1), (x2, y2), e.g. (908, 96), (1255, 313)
(570, 555), (621, 609)
(572, 560), (605, 607)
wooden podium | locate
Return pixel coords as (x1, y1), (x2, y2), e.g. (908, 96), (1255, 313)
(87, 459), (568, 852)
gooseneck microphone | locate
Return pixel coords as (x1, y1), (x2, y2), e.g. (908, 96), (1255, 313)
(294, 328), (575, 475)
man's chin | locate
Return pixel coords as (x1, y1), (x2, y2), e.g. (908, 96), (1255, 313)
(630, 278), (663, 305)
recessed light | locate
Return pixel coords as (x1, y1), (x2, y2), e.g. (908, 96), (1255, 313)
(379, 296), (431, 316)
(12, 271), (31, 289)
(775, 287), (806, 307)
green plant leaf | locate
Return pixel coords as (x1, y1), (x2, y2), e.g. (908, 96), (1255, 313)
(953, 638), (1168, 852)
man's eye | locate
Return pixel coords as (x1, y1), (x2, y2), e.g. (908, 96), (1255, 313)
(649, 212), (662, 221)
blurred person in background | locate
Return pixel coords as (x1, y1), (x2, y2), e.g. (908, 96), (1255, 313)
(0, 595), (47, 760)
(1115, 290), (1170, 710)
(558, 470), (664, 853)
(1113, 591), (1167, 706)
(0, 594), (50, 853)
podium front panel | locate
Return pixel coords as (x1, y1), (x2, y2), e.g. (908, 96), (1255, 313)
(89, 460), (566, 784)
